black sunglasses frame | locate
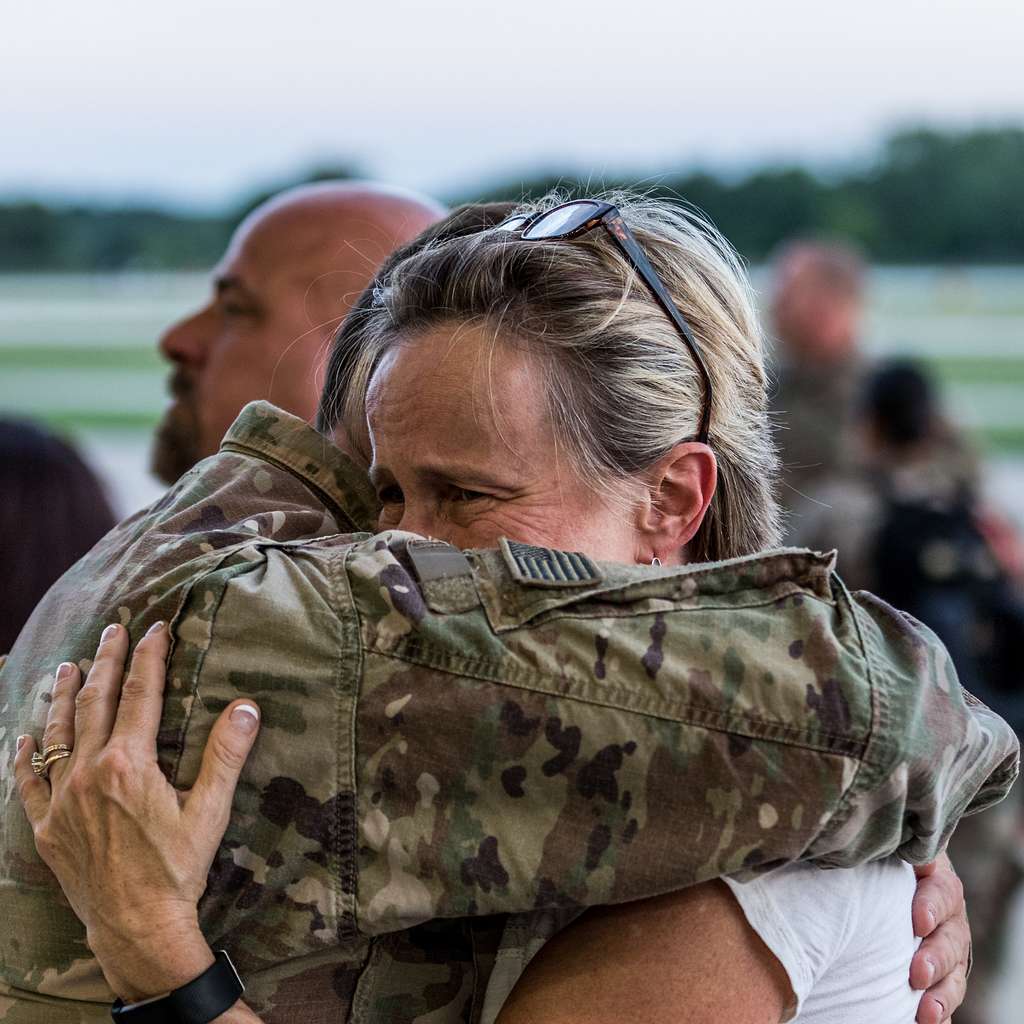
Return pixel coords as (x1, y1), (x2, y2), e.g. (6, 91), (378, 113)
(497, 200), (713, 444)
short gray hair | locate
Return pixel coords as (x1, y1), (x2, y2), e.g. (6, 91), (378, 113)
(322, 192), (782, 562)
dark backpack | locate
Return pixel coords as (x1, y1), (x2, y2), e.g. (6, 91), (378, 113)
(873, 488), (1024, 734)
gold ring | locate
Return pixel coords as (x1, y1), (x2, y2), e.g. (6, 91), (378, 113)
(30, 749), (73, 779)
(44, 750), (73, 769)
(42, 744), (72, 758)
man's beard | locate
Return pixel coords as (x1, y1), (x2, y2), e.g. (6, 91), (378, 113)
(151, 371), (201, 485)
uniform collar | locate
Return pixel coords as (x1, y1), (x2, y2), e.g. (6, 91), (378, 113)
(220, 401), (379, 533)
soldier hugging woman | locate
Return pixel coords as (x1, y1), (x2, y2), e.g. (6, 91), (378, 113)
(3, 196), (1018, 1024)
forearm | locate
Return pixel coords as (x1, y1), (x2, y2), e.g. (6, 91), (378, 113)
(496, 883), (789, 1024)
(90, 920), (265, 1024)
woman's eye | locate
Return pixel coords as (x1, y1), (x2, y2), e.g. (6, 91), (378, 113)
(452, 488), (487, 503)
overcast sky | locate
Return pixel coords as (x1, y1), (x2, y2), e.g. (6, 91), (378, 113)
(2, 0), (1022, 209)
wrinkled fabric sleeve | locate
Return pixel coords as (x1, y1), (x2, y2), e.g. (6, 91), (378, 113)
(806, 587), (1020, 866)
(349, 548), (1020, 935)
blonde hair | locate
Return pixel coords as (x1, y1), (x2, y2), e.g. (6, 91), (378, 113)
(321, 193), (782, 562)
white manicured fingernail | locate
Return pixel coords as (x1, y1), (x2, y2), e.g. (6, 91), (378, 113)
(146, 620), (166, 637)
(101, 624), (119, 642)
(230, 704), (260, 733)
(56, 662), (75, 681)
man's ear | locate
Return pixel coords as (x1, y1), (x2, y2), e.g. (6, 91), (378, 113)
(636, 443), (717, 565)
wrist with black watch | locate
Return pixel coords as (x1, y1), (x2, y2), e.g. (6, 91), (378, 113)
(110, 950), (244, 1023)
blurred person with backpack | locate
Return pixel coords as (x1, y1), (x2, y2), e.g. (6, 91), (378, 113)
(792, 358), (1024, 1024)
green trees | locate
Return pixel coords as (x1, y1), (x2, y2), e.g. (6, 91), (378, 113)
(2, 127), (1022, 269)
(865, 128), (1024, 260)
(474, 126), (1024, 263)
(0, 205), (231, 271)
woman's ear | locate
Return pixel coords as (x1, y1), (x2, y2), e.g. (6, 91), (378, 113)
(636, 443), (717, 565)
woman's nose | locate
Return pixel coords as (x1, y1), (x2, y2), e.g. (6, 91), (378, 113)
(396, 507), (434, 539)
(397, 508), (455, 544)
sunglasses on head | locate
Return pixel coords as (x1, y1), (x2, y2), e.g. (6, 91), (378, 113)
(495, 199), (713, 445)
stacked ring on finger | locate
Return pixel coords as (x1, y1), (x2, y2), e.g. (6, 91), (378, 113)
(30, 743), (74, 778)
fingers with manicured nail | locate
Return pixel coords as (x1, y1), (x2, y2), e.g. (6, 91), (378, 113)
(75, 623), (131, 755)
(110, 622), (170, 753)
(40, 659), (82, 783)
(230, 704), (260, 733)
(188, 700), (261, 833)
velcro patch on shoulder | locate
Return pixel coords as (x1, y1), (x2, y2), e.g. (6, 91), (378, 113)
(501, 538), (602, 587)
(407, 539), (474, 582)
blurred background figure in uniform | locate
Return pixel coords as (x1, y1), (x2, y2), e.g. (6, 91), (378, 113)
(152, 181), (444, 484)
(786, 357), (1024, 1024)
(768, 239), (867, 522)
(0, 419), (117, 651)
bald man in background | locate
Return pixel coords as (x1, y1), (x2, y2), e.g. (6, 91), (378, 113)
(152, 181), (445, 483)
(767, 239), (868, 521)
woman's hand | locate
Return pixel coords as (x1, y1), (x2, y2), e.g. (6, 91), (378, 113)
(12, 622), (973, 1022)
(910, 856), (971, 1023)
(13, 622), (261, 1007)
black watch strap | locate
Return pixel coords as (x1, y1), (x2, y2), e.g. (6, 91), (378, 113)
(110, 949), (244, 1023)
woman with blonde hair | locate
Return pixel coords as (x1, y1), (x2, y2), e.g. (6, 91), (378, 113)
(13, 194), (989, 1024)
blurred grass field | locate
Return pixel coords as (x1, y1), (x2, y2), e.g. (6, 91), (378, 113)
(1, 266), (1022, 514)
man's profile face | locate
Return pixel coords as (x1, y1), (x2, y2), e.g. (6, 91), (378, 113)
(770, 246), (863, 366)
(151, 219), (339, 484)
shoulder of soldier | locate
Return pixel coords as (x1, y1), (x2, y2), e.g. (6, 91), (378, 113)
(343, 536), (843, 623)
(0, 441), (356, 723)
(345, 535), (883, 748)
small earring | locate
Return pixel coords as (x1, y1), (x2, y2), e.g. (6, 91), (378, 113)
(651, 556), (662, 567)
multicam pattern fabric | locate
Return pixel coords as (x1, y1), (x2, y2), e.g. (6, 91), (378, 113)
(771, 355), (867, 520)
(0, 402), (1018, 1023)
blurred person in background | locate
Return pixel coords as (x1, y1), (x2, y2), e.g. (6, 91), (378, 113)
(768, 239), (868, 520)
(0, 419), (117, 653)
(151, 180), (445, 484)
(790, 358), (1024, 1024)
(772, 239), (1024, 583)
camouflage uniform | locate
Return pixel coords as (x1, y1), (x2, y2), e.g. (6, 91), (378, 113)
(771, 354), (867, 519)
(0, 402), (1018, 1024)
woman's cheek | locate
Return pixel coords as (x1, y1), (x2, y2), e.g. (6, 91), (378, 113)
(377, 507), (403, 530)
(461, 502), (568, 550)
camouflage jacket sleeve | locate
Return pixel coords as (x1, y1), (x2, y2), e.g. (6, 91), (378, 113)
(345, 537), (1018, 934)
(78, 534), (1022, 955)
(0, 528), (1017, 1019)
(802, 586), (1018, 864)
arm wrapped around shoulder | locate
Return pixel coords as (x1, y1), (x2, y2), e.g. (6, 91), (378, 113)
(807, 587), (1020, 867)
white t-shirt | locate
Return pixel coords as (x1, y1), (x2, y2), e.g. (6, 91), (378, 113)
(724, 858), (922, 1023)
